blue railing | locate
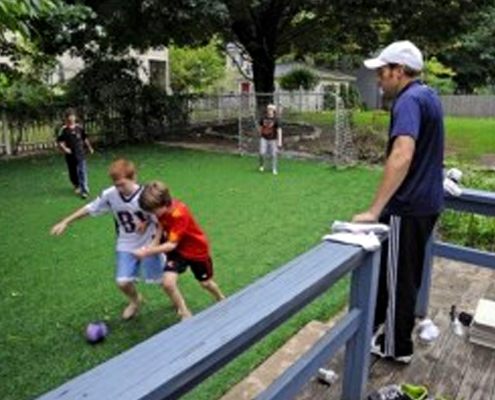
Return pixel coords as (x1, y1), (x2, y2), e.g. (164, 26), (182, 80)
(35, 188), (495, 400)
(416, 188), (495, 318)
(35, 238), (384, 400)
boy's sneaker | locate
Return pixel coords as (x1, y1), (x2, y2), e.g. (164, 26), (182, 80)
(259, 166), (264, 172)
(272, 169), (278, 175)
(81, 192), (89, 199)
(368, 384), (428, 400)
(367, 385), (410, 400)
(401, 383), (428, 400)
(371, 334), (413, 364)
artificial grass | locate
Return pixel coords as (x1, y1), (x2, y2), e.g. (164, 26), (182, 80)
(0, 145), (380, 400)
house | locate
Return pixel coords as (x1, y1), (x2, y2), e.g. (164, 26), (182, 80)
(225, 43), (356, 111)
(354, 66), (381, 110)
(49, 47), (171, 91)
(0, 45), (171, 92)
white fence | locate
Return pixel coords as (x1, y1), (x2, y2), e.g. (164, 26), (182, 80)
(441, 95), (495, 117)
(3, 94), (495, 158)
(189, 91), (336, 125)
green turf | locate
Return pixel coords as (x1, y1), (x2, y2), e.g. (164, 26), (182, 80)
(285, 110), (495, 163)
(0, 145), (380, 400)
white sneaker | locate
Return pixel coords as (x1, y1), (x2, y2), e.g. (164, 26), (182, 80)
(317, 368), (338, 385)
(259, 166), (264, 172)
(272, 169), (278, 175)
(417, 318), (440, 343)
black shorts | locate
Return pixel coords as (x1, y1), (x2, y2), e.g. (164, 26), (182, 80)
(164, 251), (213, 282)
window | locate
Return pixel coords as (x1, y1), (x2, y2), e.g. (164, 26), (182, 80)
(149, 59), (167, 89)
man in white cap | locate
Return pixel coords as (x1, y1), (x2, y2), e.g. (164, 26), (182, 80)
(352, 40), (445, 363)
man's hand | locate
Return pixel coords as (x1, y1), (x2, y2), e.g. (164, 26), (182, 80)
(351, 210), (379, 223)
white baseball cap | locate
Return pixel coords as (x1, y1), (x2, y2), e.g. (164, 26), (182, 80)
(364, 40), (423, 71)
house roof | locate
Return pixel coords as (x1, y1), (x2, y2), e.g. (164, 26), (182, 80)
(275, 62), (356, 82)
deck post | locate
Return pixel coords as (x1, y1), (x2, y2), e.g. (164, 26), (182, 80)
(342, 248), (381, 400)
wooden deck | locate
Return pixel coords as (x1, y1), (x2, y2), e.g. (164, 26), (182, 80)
(296, 258), (495, 400)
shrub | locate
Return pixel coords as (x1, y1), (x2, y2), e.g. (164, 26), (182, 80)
(279, 68), (320, 91)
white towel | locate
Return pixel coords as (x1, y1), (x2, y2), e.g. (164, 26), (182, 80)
(322, 231), (381, 251)
(331, 220), (389, 234)
(322, 221), (389, 251)
(443, 177), (462, 196)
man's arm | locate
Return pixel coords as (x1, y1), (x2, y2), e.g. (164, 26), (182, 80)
(51, 206), (90, 235)
(352, 135), (415, 222)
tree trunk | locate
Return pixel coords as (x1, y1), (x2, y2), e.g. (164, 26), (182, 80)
(251, 50), (276, 118)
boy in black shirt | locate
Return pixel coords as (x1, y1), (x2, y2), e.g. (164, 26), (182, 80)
(57, 108), (94, 198)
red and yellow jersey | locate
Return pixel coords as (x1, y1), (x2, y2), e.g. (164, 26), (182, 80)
(158, 200), (210, 261)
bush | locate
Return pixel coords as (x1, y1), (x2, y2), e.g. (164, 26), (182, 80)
(353, 125), (387, 163)
(438, 168), (495, 251)
(279, 68), (320, 91)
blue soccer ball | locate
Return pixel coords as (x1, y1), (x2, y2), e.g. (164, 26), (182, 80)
(85, 321), (108, 344)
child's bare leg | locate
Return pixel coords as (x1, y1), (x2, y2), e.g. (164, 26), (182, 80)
(118, 281), (142, 319)
(162, 272), (192, 320)
(200, 279), (225, 301)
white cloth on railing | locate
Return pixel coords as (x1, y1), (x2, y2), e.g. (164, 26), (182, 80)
(331, 221), (390, 234)
(443, 167), (463, 197)
(322, 221), (390, 251)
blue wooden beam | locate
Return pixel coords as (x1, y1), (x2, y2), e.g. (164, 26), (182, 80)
(256, 310), (361, 400)
(417, 188), (495, 317)
(35, 241), (375, 400)
(445, 188), (495, 216)
(433, 241), (495, 270)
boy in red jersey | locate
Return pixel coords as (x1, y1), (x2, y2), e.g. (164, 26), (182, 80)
(134, 180), (225, 319)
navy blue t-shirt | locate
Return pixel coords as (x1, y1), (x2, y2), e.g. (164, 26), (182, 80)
(384, 80), (444, 216)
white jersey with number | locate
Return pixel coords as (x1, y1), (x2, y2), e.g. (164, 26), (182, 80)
(85, 186), (156, 252)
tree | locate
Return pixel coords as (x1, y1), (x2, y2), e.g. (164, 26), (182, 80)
(169, 39), (225, 93)
(0, 0), (61, 38)
(0, 0), (92, 47)
(436, 6), (495, 93)
(50, 0), (494, 100)
(424, 57), (456, 95)
(1, 0), (93, 82)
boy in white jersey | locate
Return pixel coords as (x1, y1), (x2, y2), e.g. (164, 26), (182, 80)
(51, 158), (165, 319)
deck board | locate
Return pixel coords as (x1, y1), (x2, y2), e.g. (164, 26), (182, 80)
(296, 258), (495, 400)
